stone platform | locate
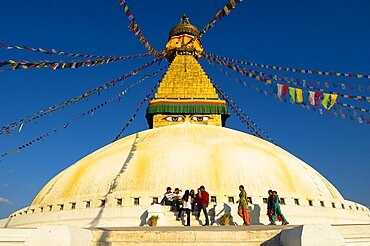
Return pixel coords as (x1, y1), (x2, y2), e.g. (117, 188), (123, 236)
(91, 225), (291, 246)
(1, 224), (370, 246)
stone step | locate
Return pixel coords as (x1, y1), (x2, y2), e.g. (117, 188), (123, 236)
(91, 226), (285, 246)
(0, 228), (36, 245)
(332, 224), (370, 245)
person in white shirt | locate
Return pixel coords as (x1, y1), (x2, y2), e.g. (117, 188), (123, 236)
(177, 190), (193, 226)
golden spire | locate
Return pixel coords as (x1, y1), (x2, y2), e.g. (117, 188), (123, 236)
(165, 15), (203, 62)
(146, 16), (229, 128)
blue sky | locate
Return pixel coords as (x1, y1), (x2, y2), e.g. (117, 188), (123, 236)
(0, 0), (369, 218)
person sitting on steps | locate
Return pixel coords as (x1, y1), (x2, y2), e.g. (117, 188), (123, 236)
(161, 187), (175, 207)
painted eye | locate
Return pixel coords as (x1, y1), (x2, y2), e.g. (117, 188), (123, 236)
(165, 116), (184, 122)
(191, 116), (210, 122)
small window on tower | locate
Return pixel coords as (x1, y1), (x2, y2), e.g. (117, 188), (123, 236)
(48, 205), (53, 211)
(341, 204), (345, 209)
(228, 197), (234, 204)
(294, 199), (300, 205)
(320, 201), (325, 207)
(134, 198), (140, 206)
(117, 198), (123, 206)
(308, 200), (313, 206)
(211, 196), (217, 203)
(100, 200), (106, 208)
(152, 197), (159, 204)
(280, 198), (286, 205)
(332, 202), (336, 208)
(86, 201), (91, 208)
(71, 203), (76, 210)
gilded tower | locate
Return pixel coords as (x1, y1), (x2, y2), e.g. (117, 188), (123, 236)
(146, 16), (230, 128)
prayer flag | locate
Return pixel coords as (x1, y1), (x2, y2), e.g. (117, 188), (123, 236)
(302, 89), (309, 105)
(289, 87), (296, 103)
(314, 92), (322, 106)
(272, 83), (278, 94)
(18, 122), (24, 132)
(277, 84), (283, 98)
(321, 93), (330, 109)
(282, 85), (289, 98)
(328, 94), (338, 110)
(296, 88), (303, 104)
(308, 91), (315, 105)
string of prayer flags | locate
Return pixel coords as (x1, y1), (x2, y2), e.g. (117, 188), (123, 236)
(0, 57), (164, 135)
(246, 68), (369, 103)
(205, 54), (370, 111)
(212, 60), (369, 124)
(211, 79), (276, 143)
(0, 53), (150, 71)
(114, 81), (160, 141)
(0, 42), (113, 59)
(0, 65), (166, 158)
(120, 0), (162, 57)
(183, 0), (243, 48)
(199, 0), (243, 38)
(206, 53), (369, 94)
(206, 52), (370, 80)
(206, 58), (369, 124)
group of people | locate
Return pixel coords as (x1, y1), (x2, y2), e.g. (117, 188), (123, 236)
(160, 185), (289, 226)
(161, 186), (210, 226)
(267, 190), (289, 225)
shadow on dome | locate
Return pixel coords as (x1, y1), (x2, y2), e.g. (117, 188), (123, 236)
(89, 133), (140, 228)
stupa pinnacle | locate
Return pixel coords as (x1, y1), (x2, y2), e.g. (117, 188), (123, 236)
(146, 16), (230, 128)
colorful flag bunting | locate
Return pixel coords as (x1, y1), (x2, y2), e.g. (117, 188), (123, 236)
(119, 1), (161, 56)
(0, 58), (164, 135)
(0, 65), (165, 158)
(183, 0), (243, 48)
(206, 57), (369, 125)
(0, 42), (112, 59)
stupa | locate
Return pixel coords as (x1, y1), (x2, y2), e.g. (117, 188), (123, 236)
(1, 17), (369, 244)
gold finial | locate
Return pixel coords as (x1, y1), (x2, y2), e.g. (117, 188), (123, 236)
(180, 14), (190, 24)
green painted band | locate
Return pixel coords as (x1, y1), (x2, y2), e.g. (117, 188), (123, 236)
(146, 103), (230, 115)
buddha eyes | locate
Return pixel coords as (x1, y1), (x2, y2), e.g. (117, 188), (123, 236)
(164, 116), (210, 122)
(165, 116), (184, 122)
(191, 116), (210, 122)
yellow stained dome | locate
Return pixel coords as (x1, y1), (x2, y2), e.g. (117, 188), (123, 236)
(32, 124), (342, 207)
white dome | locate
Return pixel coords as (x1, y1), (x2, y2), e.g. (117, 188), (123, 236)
(32, 124), (342, 206)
